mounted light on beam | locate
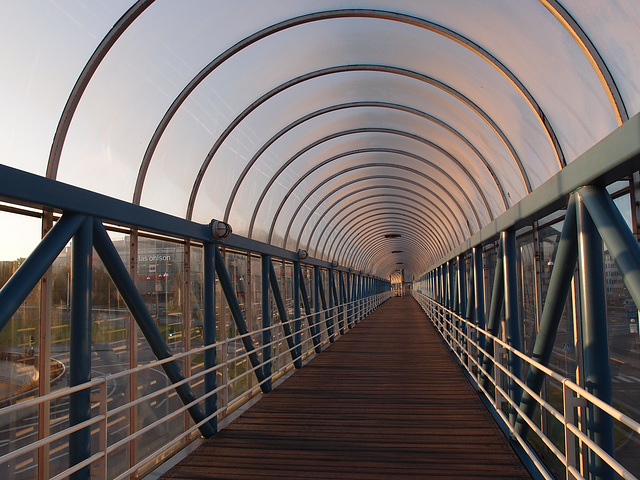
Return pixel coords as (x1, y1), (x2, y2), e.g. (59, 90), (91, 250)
(297, 249), (308, 260)
(210, 220), (232, 240)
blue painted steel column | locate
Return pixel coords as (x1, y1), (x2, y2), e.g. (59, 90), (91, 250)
(0, 213), (85, 332)
(313, 266), (321, 342)
(332, 271), (344, 334)
(338, 271), (346, 333)
(92, 220), (216, 436)
(328, 269), (336, 341)
(516, 194), (578, 437)
(578, 185), (640, 310)
(346, 273), (352, 327)
(293, 261), (302, 359)
(268, 260), (301, 368)
(458, 254), (467, 316)
(69, 218), (92, 480)
(458, 254), (467, 355)
(502, 229), (522, 424)
(473, 247), (485, 335)
(577, 195), (614, 480)
(261, 255), (272, 391)
(203, 243), (217, 430)
(299, 266), (321, 353)
(481, 241), (504, 390)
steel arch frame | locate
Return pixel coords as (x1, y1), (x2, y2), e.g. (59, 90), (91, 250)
(292, 186), (460, 254)
(287, 179), (464, 252)
(224, 101), (509, 223)
(260, 127), (493, 244)
(249, 150), (481, 240)
(340, 222), (436, 273)
(310, 197), (456, 258)
(186, 64), (531, 221)
(344, 225), (437, 273)
(261, 138), (486, 242)
(332, 213), (443, 266)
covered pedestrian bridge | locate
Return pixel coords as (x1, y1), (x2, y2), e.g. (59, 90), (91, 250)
(1, 2), (640, 479)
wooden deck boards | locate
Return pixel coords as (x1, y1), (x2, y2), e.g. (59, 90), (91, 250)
(161, 297), (531, 479)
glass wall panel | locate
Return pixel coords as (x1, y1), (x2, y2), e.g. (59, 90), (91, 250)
(0, 212), (42, 479)
(604, 194), (640, 475)
(135, 237), (184, 465)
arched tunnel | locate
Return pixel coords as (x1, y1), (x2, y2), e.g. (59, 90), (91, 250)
(1, 2), (640, 479)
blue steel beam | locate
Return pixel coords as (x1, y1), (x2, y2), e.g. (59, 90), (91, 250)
(203, 244), (217, 429)
(516, 194), (578, 437)
(268, 259), (302, 369)
(92, 219), (216, 437)
(0, 213), (85, 332)
(214, 246), (270, 393)
(577, 195), (614, 480)
(69, 218), (92, 480)
(578, 186), (640, 309)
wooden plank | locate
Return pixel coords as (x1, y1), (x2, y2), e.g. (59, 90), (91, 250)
(161, 297), (532, 479)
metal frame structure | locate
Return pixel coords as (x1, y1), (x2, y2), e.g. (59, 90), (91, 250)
(0, 164), (389, 479)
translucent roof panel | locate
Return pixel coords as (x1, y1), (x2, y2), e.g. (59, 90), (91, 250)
(3, 1), (640, 278)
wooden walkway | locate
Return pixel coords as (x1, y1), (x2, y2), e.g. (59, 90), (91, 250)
(161, 297), (531, 479)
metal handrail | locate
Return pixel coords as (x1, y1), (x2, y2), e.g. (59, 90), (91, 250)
(412, 290), (639, 480)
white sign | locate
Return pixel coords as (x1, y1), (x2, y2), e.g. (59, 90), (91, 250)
(149, 265), (156, 273)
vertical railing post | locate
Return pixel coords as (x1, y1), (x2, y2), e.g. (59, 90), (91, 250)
(69, 217), (93, 480)
(203, 243), (217, 430)
(576, 195), (614, 480)
(261, 255), (272, 390)
(502, 229), (522, 424)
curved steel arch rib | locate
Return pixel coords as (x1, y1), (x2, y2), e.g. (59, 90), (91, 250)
(185, 64), (530, 221)
(362, 241), (430, 277)
(259, 127), (493, 241)
(225, 101), (509, 223)
(541, 0), (628, 124)
(250, 149), (481, 241)
(262, 136), (487, 243)
(46, 0), (155, 180)
(344, 224), (438, 272)
(330, 211), (444, 265)
(290, 184), (461, 253)
(337, 221), (436, 272)
(309, 196), (456, 258)
(132, 8), (570, 206)
(284, 168), (469, 250)
(330, 209), (446, 264)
